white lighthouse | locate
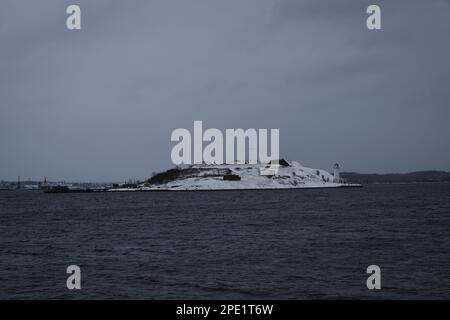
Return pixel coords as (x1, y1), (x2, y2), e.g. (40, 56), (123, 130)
(333, 163), (340, 183)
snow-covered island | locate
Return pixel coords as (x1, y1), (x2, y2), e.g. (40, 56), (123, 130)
(108, 160), (361, 191)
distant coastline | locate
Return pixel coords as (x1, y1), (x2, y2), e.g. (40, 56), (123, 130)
(1, 170), (450, 191)
(341, 171), (450, 185)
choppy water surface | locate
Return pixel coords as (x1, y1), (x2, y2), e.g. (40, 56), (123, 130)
(1, 184), (450, 299)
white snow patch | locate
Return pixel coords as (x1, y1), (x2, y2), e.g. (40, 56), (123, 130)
(111, 160), (360, 191)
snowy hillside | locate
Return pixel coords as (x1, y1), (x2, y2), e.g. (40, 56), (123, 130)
(109, 160), (360, 191)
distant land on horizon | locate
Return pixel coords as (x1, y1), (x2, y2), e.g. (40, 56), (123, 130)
(1, 170), (450, 187)
(341, 171), (450, 184)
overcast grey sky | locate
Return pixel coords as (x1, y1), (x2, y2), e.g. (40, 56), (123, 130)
(1, 0), (450, 181)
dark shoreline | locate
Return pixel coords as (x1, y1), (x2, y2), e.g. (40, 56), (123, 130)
(48, 185), (363, 193)
(5, 181), (450, 194)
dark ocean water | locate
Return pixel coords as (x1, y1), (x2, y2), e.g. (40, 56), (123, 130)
(1, 183), (450, 299)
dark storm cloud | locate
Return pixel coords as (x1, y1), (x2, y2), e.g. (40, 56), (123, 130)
(1, 0), (450, 181)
